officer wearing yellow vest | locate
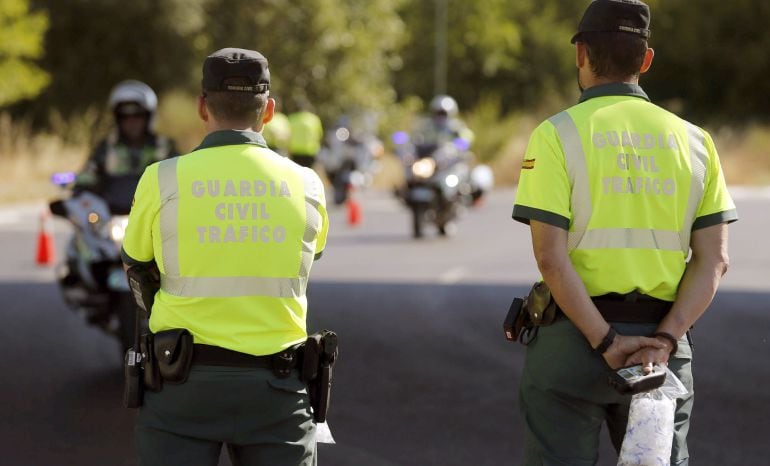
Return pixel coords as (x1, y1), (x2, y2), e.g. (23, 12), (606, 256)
(512, 1), (737, 464)
(263, 97), (291, 157)
(75, 80), (178, 213)
(288, 107), (324, 168)
(121, 48), (328, 465)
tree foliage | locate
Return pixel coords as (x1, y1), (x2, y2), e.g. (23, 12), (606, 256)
(14, 0), (770, 127)
(0, 0), (49, 107)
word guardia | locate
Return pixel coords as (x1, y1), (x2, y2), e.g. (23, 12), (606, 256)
(593, 130), (679, 196)
(190, 179), (291, 243)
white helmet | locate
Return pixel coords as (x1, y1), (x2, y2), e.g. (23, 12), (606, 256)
(108, 80), (158, 115)
(429, 94), (459, 118)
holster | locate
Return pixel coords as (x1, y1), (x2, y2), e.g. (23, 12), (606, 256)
(503, 281), (558, 345)
(153, 329), (194, 384)
(123, 347), (143, 408)
(301, 330), (338, 423)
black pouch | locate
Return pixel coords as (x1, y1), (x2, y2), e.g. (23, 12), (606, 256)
(305, 330), (338, 423)
(140, 333), (162, 392)
(526, 281), (557, 326)
(153, 329), (194, 384)
(123, 347), (144, 408)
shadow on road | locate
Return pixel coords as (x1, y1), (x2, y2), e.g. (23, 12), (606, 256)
(2, 280), (768, 465)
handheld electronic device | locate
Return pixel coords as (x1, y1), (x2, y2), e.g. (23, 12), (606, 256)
(609, 364), (666, 395)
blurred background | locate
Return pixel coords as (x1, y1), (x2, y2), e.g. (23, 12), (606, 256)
(2, 1), (769, 465)
(2, 0), (770, 202)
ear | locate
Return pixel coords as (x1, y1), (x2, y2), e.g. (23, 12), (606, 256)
(575, 42), (588, 69)
(197, 95), (209, 122)
(640, 47), (654, 74)
(261, 97), (275, 126)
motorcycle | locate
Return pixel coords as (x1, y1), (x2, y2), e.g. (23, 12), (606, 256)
(48, 172), (141, 353)
(317, 120), (383, 205)
(394, 132), (494, 239)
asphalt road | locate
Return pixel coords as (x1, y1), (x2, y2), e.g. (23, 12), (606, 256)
(1, 187), (769, 465)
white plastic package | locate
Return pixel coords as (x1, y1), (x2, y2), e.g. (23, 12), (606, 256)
(617, 366), (688, 466)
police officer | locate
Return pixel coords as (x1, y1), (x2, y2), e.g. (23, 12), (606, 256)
(414, 95), (475, 147)
(121, 48), (328, 466)
(75, 80), (178, 212)
(287, 106), (324, 168)
(262, 98), (291, 156)
(512, 1), (737, 464)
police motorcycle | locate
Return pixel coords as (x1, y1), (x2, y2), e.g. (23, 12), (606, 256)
(48, 171), (140, 353)
(317, 117), (384, 205)
(394, 131), (483, 238)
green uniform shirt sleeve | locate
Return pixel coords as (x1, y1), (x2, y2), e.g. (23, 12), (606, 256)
(692, 130), (738, 230)
(122, 164), (160, 263)
(512, 120), (572, 230)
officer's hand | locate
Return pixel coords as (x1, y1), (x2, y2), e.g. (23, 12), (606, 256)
(602, 335), (667, 370)
(624, 346), (671, 373)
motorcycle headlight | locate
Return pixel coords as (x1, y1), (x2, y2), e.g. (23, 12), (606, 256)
(107, 216), (129, 243)
(412, 158), (436, 179)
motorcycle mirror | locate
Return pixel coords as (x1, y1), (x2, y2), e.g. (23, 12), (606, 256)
(51, 171), (76, 186)
(49, 199), (68, 218)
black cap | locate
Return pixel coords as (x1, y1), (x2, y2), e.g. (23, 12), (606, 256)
(571, 0), (650, 44)
(202, 48), (270, 93)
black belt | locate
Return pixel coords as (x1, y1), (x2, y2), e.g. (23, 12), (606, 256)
(557, 293), (673, 324)
(192, 344), (275, 368)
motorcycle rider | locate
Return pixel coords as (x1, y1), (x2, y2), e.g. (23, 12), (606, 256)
(75, 80), (179, 213)
(414, 95), (475, 148)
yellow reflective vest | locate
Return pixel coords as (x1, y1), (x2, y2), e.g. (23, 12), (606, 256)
(287, 111), (323, 156)
(122, 130), (329, 356)
(513, 83), (737, 301)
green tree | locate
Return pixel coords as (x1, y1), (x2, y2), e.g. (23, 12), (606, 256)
(0, 0), (49, 107)
(33, 0), (206, 117)
(643, 0), (770, 122)
(201, 0), (406, 125)
(395, 0), (585, 114)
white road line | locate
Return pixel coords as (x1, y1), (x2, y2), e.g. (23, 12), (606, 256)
(439, 266), (466, 284)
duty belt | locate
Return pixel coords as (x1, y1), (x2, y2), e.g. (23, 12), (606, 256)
(192, 344), (301, 377)
(557, 292), (673, 324)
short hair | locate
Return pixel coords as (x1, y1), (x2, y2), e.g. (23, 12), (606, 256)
(580, 32), (648, 81)
(204, 77), (268, 125)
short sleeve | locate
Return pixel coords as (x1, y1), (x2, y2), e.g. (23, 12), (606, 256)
(692, 131), (738, 230)
(121, 164), (160, 264)
(512, 120), (572, 230)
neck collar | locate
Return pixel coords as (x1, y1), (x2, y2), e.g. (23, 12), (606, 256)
(579, 83), (649, 103)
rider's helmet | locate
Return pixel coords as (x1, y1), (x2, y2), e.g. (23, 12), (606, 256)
(429, 94), (459, 119)
(108, 80), (158, 119)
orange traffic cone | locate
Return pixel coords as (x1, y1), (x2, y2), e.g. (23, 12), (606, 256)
(346, 186), (361, 227)
(36, 209), (56, 266)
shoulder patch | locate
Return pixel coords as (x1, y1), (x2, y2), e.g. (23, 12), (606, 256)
(521, 158), (536, 170)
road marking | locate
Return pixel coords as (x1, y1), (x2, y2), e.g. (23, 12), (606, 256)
(439, 266), (466, 284)
(0, 211), (21, 225)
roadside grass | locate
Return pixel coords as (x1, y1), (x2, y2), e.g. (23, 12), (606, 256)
(2, 101), (770, 205)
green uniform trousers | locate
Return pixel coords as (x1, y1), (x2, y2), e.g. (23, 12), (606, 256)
(136, 365), (316, 466)
(519, 319), (694, 466)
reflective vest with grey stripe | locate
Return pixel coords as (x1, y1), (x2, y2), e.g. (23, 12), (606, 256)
(155, 157), (323, 298)
(548, 111), (708, 253)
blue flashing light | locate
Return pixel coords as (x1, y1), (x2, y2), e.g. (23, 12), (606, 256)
(391, 131), (410, 145)
(453, 137), (470, 152)
(51, 171), (76, 186)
